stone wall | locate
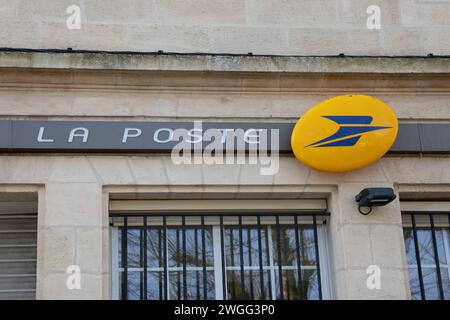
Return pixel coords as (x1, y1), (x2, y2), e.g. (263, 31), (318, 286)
(0, 52), (449, 299)
(1, 0), (449, 55)
(4, 154), (444, 299)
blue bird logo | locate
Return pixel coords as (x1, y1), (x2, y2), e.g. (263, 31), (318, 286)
(306, 116), (391, 148)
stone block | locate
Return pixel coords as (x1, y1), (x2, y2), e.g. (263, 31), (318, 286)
(44, 183), (103, 227)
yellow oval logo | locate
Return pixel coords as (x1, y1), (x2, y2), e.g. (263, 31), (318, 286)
(291, 95), (398, 173)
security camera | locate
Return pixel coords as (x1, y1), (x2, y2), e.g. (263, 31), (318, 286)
(355, 188), (396, 215)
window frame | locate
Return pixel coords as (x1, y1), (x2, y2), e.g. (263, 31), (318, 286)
(402, 210), (450, 300)
(109, 212), (332, 300)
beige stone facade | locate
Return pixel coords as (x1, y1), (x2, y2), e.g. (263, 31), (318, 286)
(1, 0), (450, 55)
(0, 52), (448, 299)
(0, 1), (449, 300)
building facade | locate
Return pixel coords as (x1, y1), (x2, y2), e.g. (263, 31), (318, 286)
(0, 0), (449, 300)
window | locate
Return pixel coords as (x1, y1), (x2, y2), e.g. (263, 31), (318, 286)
(403, 212), (450, 300)
(110, 213), (330, 300)
(0, 202), (37, 300)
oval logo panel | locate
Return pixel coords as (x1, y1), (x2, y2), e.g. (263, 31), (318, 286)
(291, 95), (398, 173)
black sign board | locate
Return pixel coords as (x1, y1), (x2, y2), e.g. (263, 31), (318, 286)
(0, 120), (448, 153)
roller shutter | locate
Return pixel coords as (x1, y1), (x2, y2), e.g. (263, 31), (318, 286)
(0, 202), (37, 300)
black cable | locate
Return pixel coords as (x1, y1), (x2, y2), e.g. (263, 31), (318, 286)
(0, 47), (447, 58)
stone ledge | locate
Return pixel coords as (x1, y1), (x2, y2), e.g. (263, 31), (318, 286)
(0, 50), (449, 74)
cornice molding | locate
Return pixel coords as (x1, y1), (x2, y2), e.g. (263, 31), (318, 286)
(0, 69), (449, 94)
(0, 51), (450, 74)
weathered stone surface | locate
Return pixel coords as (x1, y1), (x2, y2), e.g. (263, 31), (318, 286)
(1, 0), (448, 55)
(0, 1), (447, 300)
(1, 52), (449, 73)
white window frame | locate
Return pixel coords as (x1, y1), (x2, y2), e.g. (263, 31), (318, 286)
(401, 202), (450, 299)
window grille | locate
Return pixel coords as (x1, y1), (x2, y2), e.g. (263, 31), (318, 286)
(110, 212), (329, 300)
(403, 212), (450, 300)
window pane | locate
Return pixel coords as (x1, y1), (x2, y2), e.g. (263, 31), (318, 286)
(272, 225), (318, 299)
(205, 271), (216, 300)
(403, 214), (450, 300)
(435, 229), (447, 265)
(169, 271), (182, 300)
(275, 270), (297, 300)
(127, 271), (142, 300)
(272, 268), (319, 300)
(270, 226), (317, 266)
(184, 270), (215, 300)
(224, 222), (320, 300)
(440, 268), (450, 300)
(416, 229), (437, 265)
(166, 226), (214, 299)
(403, 227), (417, 266)
(226, 270), (241, 299)
(225, 225), (272, 300)
(422, 267), (440, 300)
(146, 228), (162, 268)
(303, 269), (320, 300)
(407, 267), (449, 300)
(408, 267), (423, 300)
(127, 229), (141, 268)
(168, 227), (181, 269)
(280, 226), (297, 267)
(116, 215), (326, 301)
(118, 228), (142, 269)
(243, 270), (272, 300)
(146, 271), (163, 300)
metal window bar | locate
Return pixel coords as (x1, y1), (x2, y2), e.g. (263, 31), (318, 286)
(294, 215), (304, 299)
(194, 226), (199, 299)
(265, 225), (274, 300)
(402, 212), (450, 300)
(121, 216), (128, 300)
(257, 216), (265, 300)
(158, 226), (162, 299)
(238, 215), (245, 298)
(313, 215), (323, 300)
(429, 214), (445, 300)
(247, 227), (254, 299)
(111, 212), (329, 301)
(201, 216), (208, 300)
(143, 216), (147, 300)
(182, 216), (187, 300)
(139, 228), (144, 300)
(176, 225), (181, 300)
(219, 215), (226, 300)
(410, 214), (425, 299)
(163, 216), (168, 300)
(275, 215), (284, 300)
